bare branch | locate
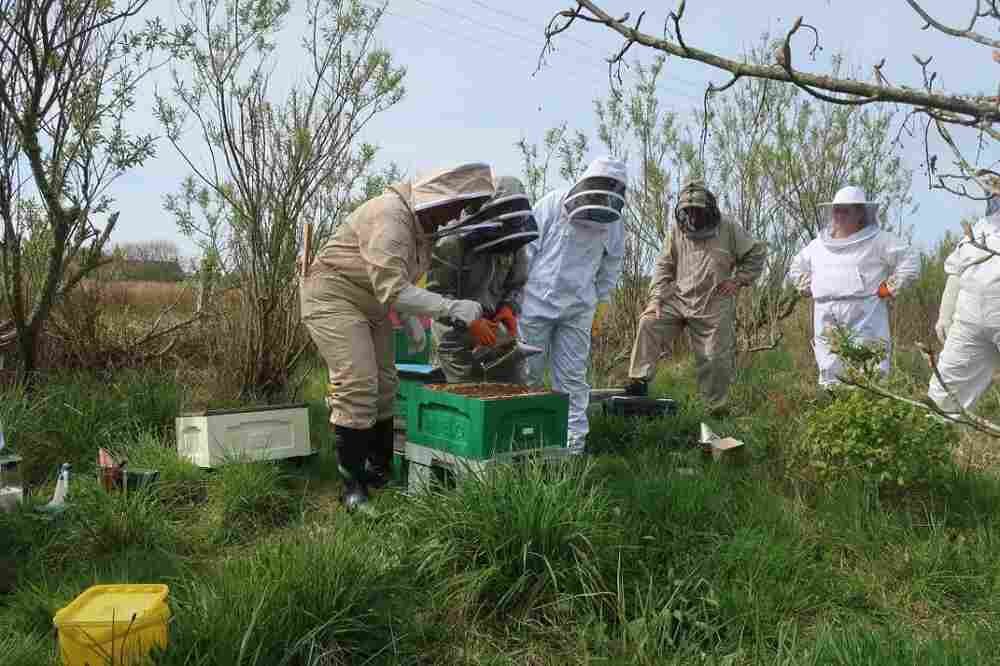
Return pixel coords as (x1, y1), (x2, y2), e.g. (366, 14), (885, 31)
(905, 0), (1000, 49)
(543, 1), (1000, 121)
(668, 0), (688, 54)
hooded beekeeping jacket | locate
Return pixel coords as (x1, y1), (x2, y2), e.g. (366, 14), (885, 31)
(789, 224), (919, 386)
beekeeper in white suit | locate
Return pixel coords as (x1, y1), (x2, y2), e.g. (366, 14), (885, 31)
(520, 157), (627, 454)
(928, 191), (1000, 412)
(789, 185), (919, 387)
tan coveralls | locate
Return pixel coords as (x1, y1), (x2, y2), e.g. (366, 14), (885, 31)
(629, 217), (766, 410)
(300, 166), (493, 428)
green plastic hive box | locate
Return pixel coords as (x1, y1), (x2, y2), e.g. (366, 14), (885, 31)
(394, 365), (446, 423)
(394, 329), (432, 364)
(407, 385), (569, 460)
(396, 377), (432, 422)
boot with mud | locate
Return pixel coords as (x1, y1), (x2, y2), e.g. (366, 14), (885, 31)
(334, 425), (376, 516)
(366, 418), (395, 490)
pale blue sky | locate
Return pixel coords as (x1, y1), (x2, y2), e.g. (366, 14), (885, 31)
(113, 0), (998, 258)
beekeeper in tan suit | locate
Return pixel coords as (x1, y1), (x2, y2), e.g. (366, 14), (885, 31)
(624, 180), (767, 415)
(301, 163), (494, 513)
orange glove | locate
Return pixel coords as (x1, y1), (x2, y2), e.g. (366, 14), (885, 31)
(877, 281), (893, 299)
(468, 318), (499, 347)
(494, 305), (518, 336)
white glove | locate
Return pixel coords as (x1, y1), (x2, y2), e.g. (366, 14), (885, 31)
(404, 316), (426, 353)
(445, 299), (483, 325)
(935, 275), (960, 344)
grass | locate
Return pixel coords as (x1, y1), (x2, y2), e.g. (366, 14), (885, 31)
(0, 369), (184, 486)
(405, 459), (621, 624)
(4, 285), (1000, 663)
(209, 459), (300, 544)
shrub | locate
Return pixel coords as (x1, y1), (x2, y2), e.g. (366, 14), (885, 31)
(795, 390), (956, 487)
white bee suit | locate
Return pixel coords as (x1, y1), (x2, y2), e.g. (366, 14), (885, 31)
(928, 212), (1000, 411)
(519, 157), (627, 452)
(789, 225), (919, 386)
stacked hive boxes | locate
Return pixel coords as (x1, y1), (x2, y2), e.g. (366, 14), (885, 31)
(404, 383), (571, 492)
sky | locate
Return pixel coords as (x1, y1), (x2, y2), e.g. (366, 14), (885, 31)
(109, 0), (999, 259)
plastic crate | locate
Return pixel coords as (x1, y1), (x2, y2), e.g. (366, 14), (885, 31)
(405, 440), (571, 493)
(602, 396), (679, 418)
(407, 384), (569, 460)
(394, 364), (446, 425)
(395, 378), (420, 421)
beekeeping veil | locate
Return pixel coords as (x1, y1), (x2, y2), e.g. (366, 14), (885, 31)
(818, 185), (879, 230)
(435, 176), (539, 254)
(563, 157), (628, 226)
(675, 180), (721, 240)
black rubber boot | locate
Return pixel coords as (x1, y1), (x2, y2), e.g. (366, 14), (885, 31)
(366, 418), (395, 490)
(624, 378), (649, 397)
(334, 425), (374, 514)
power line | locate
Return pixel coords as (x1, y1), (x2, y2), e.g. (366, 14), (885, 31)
(366, 3), (706, 110)
(461, 0), (708, 91)
(371, 5), (597, 88)
(466, 0), (592, 50)
(407, 0), (543, 49)
(393, 0), (708, 102)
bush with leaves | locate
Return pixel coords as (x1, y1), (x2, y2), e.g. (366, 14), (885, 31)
(795, 389), (955, 487)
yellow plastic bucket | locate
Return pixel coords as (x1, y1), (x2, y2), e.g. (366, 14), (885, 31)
(53, 584), (170, 666)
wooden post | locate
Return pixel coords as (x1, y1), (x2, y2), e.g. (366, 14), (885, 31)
(302, 222), (313, 278)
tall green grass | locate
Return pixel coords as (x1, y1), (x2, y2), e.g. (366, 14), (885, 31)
(405, 460), (622, 624)
(0, 370), (184, 485)
(159, 524), (408, 666)
(209, 460), (300, 544)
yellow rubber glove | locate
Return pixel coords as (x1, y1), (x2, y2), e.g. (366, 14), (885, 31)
(591, 302), (610, 338)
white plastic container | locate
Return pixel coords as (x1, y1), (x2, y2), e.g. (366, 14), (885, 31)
(175, 404), (312, 469)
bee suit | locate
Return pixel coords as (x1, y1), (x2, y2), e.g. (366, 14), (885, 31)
(300, 163), (493, 511)
(427, 176), (537, 383)
(626, 181), (767, 412)
(519, 157), (627, 454)
(788, 186), (919, 387)
(928, 194), (1000, 412)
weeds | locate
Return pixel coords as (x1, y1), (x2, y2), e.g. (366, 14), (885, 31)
(209, 459), (299, 544)
(160, 525), (407, 666)
(405, 460), (621, 624)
